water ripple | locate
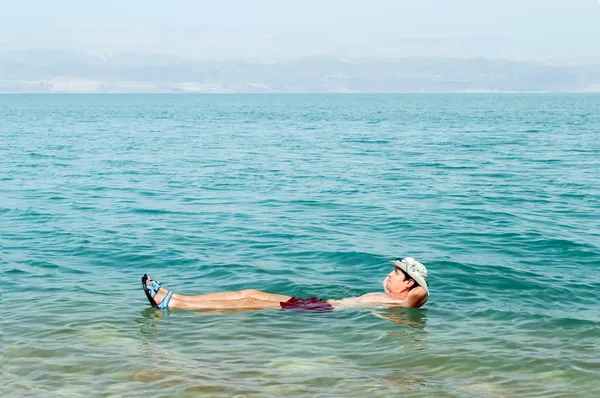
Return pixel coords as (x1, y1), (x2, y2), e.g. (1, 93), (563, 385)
(3, 94), (600, 397)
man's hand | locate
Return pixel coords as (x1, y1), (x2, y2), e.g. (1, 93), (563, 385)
(403, 286), (428, 308)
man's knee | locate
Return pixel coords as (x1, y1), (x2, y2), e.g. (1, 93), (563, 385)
(239, 289), (259, 298)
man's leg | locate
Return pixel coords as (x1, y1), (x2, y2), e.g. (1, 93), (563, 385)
(145, 277), (291, 302)
(173, 289), (291, 303)
(152, 289), (283, 310)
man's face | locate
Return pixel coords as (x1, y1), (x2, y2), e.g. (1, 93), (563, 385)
(383, 267), (414, 294)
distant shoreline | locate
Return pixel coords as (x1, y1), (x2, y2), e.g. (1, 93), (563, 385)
(2, 51), (599, 94)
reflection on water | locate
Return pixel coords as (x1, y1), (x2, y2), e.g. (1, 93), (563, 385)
(373, 307), (429, 352)
(376, 307), (428, 330)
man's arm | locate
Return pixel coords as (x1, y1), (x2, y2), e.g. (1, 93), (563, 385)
(328, 293), (399, 307)
(402, 287), (428, 308)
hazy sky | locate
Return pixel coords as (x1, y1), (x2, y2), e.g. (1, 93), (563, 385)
(2, 0), (599, 61)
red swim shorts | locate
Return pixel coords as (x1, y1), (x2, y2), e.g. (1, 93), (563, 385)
(280, 297), (334, 312)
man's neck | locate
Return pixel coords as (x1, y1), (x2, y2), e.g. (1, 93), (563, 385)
(388, 290), (409, 300)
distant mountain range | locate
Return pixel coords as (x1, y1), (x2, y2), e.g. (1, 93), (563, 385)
(1, 49), (599, 93)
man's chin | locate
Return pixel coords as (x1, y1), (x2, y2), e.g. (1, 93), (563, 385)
(383, 281), (391, 294)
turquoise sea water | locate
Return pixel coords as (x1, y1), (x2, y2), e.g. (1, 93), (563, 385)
(2, 94), (600, 397)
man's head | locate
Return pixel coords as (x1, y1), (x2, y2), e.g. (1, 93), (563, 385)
(383, 257), (429, 296)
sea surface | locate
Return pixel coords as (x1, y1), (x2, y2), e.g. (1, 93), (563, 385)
(2, 94), (600, 398)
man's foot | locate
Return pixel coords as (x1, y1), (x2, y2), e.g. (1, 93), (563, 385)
(141, 274), (173, 310)
(143, 276), (162, 298)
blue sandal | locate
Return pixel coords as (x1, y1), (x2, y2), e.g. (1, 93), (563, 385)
(156, 291), (172, 310)
(141, 274), (172, 310)
(147, 279), (162, 298)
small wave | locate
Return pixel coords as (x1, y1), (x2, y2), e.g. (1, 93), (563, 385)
(28, 152), (54, 158)
(344, 138), (390, 144)
(128, 208), (192, 215)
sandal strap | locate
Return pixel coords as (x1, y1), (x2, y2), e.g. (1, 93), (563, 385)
(150, 280), (161, 294)
(156, 291), (172, 310)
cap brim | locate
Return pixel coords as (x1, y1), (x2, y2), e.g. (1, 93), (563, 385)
(389, 260), (429, 295)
